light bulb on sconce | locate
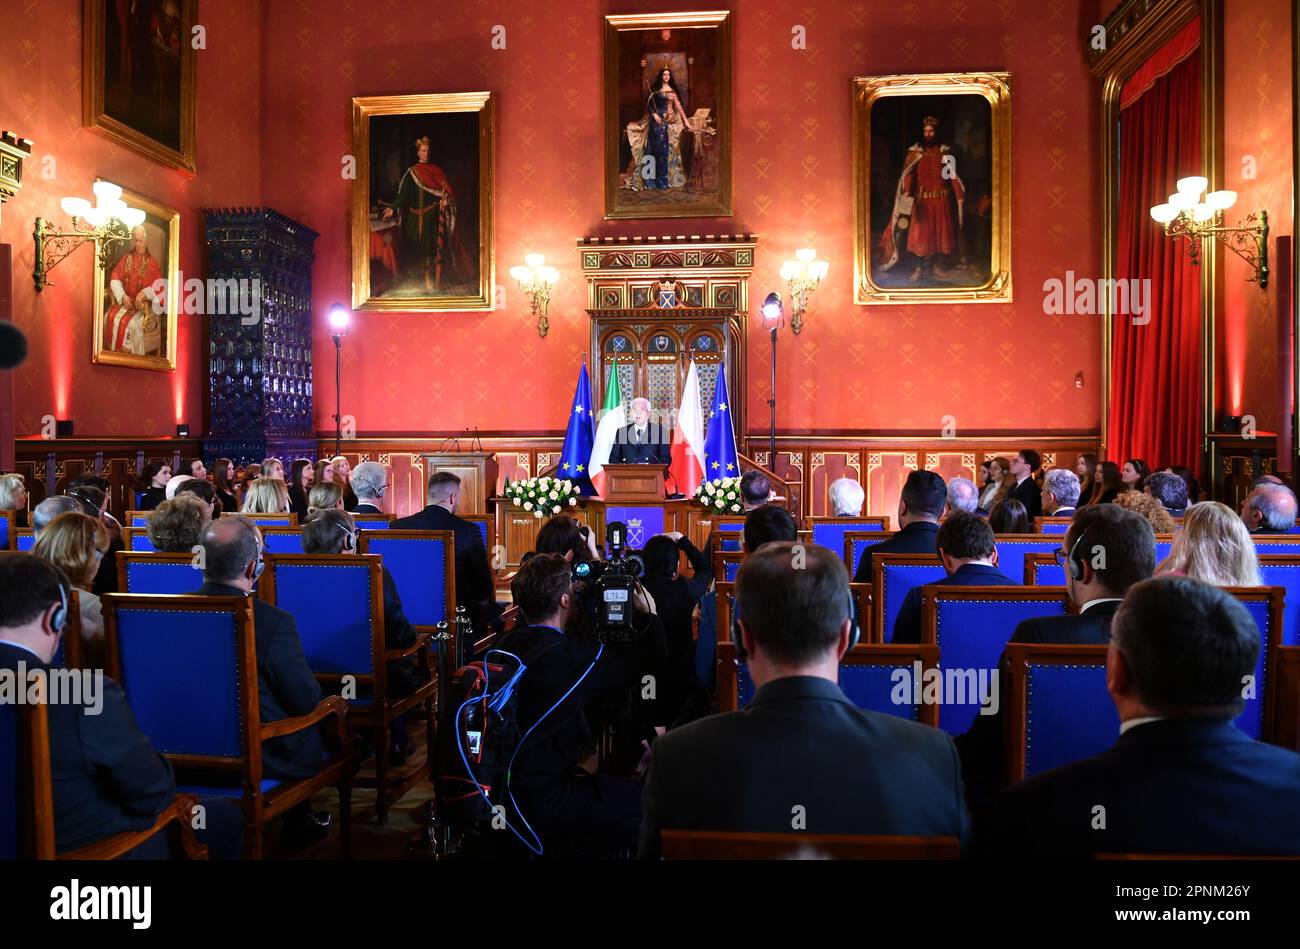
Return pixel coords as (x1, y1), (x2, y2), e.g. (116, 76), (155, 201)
(33, 180), (150, 291)
(1150, 175), (1268, 287)
(778, 248), (828, 334)
(511, 253), (560, 337)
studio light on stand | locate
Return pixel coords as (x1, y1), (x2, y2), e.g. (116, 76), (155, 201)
(761, 291), (784, 466)
(328, 303), (351, 457)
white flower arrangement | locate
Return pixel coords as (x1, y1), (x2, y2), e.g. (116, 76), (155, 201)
(694, 476), (743, 513)
(503, 476), (581, 518)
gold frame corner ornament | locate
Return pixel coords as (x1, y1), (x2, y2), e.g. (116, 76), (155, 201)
(851, 72), (1013, 306)
(350, 92), (496, 312)
(90, 184), (180, 373)
(82, 0), (198, 177)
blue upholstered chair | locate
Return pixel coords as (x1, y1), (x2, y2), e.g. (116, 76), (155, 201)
(1251, 535), (1300, 556)
(991, 536), (1064, 587)
(116, 551), (204, 595)
(1023, 553), (1067, 586)
(351, 513), (393, 530)
(714, 550), (744, 583)
(806, 517), (890, 561)
(920, 585), (1071, 735)
(0, 510), (12, 551)
(101, 593), (358, 858)
(460, 514), (493, 556)
(1033, 517), (1074, 534)
(355, 529), (455, 629)
(123, 527), (155, 552)
(125, 510), (152, 528)
(259, 526), (304, 554)
(221, 512), (297, 527)
(871, 554), (947, 645)
(262, 554), (437, 824)
(1222, 586), (1284, 740)
(1272, 646), (1300, 750)
(1154, 537), (1173, 563)
(844, 530), (896, 575)
(1258, 556), (1300, 647)
(1002, 643), (1118, 784)
(709, 516), (747, 553)
(15, 529), (35, 552)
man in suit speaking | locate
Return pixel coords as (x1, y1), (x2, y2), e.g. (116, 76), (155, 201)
(613, 397), (670, 465)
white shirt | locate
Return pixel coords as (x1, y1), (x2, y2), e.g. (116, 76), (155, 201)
(1119, 715), (1166, 735)
(1078, 597), (1123, 614)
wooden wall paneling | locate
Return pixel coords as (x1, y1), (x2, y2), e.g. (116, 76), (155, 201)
(808, 451), (862, 517)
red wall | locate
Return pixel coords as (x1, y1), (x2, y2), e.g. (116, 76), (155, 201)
(0, 0), (264, 436)
(261, 0), (1105, 437)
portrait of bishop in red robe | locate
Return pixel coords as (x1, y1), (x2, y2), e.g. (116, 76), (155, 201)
(879, 115), (967, 282)
(103, 225), (164, 356)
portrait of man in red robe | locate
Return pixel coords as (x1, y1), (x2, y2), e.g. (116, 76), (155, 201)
(103, 225), (164, 356)
(880, 115), (967, 282)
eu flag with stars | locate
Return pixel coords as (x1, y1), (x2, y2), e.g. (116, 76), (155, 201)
(559, 361), (597, 495)
(704, 363), (739, 481)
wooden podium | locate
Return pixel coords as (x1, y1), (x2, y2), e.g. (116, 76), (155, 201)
(600, 464), (667, 501)
(422, 451), (496, 514)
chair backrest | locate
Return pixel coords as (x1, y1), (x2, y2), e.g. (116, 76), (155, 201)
(1251, 534), (1300, 556)
(1258, 555), (1300, 647)
(0, 687), (56, 859)
(1033, 516), (1073, 534)
(660, 829), (960, 860)
(356, 529), (455, 629)
(222, 511), (298, 527)
(351, 513), (392, 530)
(1002, 643), (1117, 784)
(991, 535), (1067, 587)
(460, 514), (493, 556)
(714, 550), (745, 582)
(1272, 645), (1300, 751)
(123, 526), (156, 551)
(124, 511), (153, 528)
(260, 526), (304, 554)
(921, 585), (1071, 734)
(263, 554), (384, 685)
(1154, 534), (1173, 563)
(708, 516), (747, 552)
(117, 551), (205, 594)
(1023, 553), (1067, 586)
(1222, 585), (1284, 740)
(806, 517), (890, 560)
(51, 590), (86, 671)
(872, 554), (947, 644)
(15, 528), (35, 552)
(0, 510), (12, 550)
(844, 530), (896, 575)
(103, 593), (259, 769)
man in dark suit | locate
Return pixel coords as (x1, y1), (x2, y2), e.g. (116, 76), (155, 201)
(641, 530), (713, 725)
(956, 505), (1156, 808)
(1240, 482), (1298, 533)
(986, 576), (1300, 857)
(1007, 449), (1043, 520)
(189, 516), (332, 845)
(392, 470), (501, 638)
(892, 513), (1017, 644)
(612, 397), (670, 465)
(1040, 467), (1080, 521)
(640, 541), (971, 858)
(0, 553), (243, 858)
(701, 469), (775, 565)
(852, 469), (945, 584)
(349, 460), (388, 515)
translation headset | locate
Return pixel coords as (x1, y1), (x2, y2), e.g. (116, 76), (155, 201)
(50, 580), (69, 634)
(1066, 527), (1092, 582)
(731, 587), (861, 660)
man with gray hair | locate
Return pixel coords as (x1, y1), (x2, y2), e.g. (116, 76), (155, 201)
(613, 396), (670, 465)
(828, 477), (865, 516)
(1040, 468), (1081, 518)
(1241, 483), (1299, 533)
(350, 461), (387, 515)
(32, 495), (83, 534)
(943, 477), (981, 518)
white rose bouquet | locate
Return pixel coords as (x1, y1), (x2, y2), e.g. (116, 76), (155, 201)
(694, 476), (743, 513)
(503, 476), (581, 518)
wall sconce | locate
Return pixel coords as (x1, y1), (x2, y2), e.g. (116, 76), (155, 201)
(1150, 177), (1269, 288)
(778, 248), (828, 334)
(509, 253), (559, 337)
(33, 181), (147, 291)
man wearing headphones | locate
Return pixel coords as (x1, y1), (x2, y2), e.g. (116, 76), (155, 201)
(0, 552), (243, 857)
(639, 541), (970, 857)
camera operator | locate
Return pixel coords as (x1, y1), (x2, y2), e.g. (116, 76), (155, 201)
(495, 552), (665, 857)
(640, 531), (712, 726)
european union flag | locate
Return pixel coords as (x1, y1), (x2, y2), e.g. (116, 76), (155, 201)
(559, 361), (597, 495)
(704, 363), (739, 480)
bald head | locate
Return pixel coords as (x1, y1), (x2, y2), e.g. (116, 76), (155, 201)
(200, 515), (262, 586)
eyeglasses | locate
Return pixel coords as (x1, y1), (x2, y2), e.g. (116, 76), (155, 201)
(1053, 547), (1069, 567)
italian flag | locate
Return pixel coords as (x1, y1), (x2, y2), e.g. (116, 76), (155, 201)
(588, 358), (625, 497)
(667, 360), (705, 498)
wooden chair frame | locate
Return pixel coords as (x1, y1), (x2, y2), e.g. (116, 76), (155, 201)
(1032, 516), (1074, 534)
(116, 549), (202, 592)
(1022, 552), (1063, 585)
(660, 829), (959, 860)
(220, 511), (299, 527)
(14, 527), (34, 551)
(102, 593), (360, 859)
(805, 514), (891, 542)
(842, 530), (896, 576)
(920, 586), (1072, 648)
(871, 553), (945, 644)
(356, 528), (458, 656)
(123, 510), (154, 528)
(1273, 645), (1300, 751)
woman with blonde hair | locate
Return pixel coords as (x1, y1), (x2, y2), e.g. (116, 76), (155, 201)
(32, 511), (108, 642)
(242, 476), (291, 515)
(1157, 502), (1263, 586)
(0, 472), (28, 527)
(979, 456), (1012, 513)
(1113, 489), (1177, 534)
(306, 481), (344, 519)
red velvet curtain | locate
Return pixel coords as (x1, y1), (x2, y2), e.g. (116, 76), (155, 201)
(1108, 47), (1202, 469)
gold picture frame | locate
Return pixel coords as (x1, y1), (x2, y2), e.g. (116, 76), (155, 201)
(91, 185), (179, 372)
(603, 11), (733, 220)
(350, 92), (496, 312)
(82, 0), (198, 176)
(852, 72), (1012, 305)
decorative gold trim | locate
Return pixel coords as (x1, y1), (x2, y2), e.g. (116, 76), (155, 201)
(603, 11), (733, 220)
(350, 92), (496, 311)
(82, 0), (198, 176)
(90, 184), (179, 372)
(852, 72), (1013, 305)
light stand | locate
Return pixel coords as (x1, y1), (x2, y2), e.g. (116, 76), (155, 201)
(328, 304), (351, 457)
(762, 292), (784, 466)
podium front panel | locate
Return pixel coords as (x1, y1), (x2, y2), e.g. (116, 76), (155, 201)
(605, 506), (665, 550)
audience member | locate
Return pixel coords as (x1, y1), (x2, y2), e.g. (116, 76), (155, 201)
(1074, 454), (1098, 492)
(331, 455), (359, 511)
(979, 456), (1011, 513)
(1040, 468), (1080, 519)
(242, 477), (291, 515)
(1084, 461), (1122, 506)
(1166, 464), (1202, 505)
(137, 460), (172, 511)
(828, 477), (865, 516)
(180, 457), (207, 481)
(987, 577), (1300, 857)
(306, 481), (344, 518)
(0, 472), (28, 527)
(146, 496), (209, 553)
(32, 496), (82, 534)
(174, 478), (217, 519)
(213, 457), (239, 515)
(1145, 470), (1189, 517)
(852, 470), (945, 583)
(944, 477), (981, 517)
(163, 473), (191, 502)
(1157, 501), (1262, 586)
(287, 459), (315, 521)
(0, 553), (243, 858)
(703, 469), (774, 562)
(1121, 458), (1150, 492)
(241, 462), (264, 491)
(1007, 450), (1043, 519)
(640, 530), (714, 725)
(261, 458), (285, 481)
(1113, 489), (1177, 534)
(32, 511), (107, 645)
(63, 484), (121, 597)
(892, 513), (1016, 644)
(350, 461), (388, 514)
(639, 541), (971, 858)
(1240, 483), (1298, 533)
(988, 498), (1030, 534)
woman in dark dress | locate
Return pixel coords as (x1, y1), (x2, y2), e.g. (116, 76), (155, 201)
(137, 460), (172, 511)
(212, 457), (239, 515)
(287, 458), (315, 522)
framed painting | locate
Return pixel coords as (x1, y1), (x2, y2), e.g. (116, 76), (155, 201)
(83, 0), (197, 176)
(853, 73), (1012, 304)
(92, 185), (179, 371)
(604, 11), (733, 220)
(350, 92), (495, 312)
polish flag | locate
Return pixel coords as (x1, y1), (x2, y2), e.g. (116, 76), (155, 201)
(667, 361), (706, 498)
